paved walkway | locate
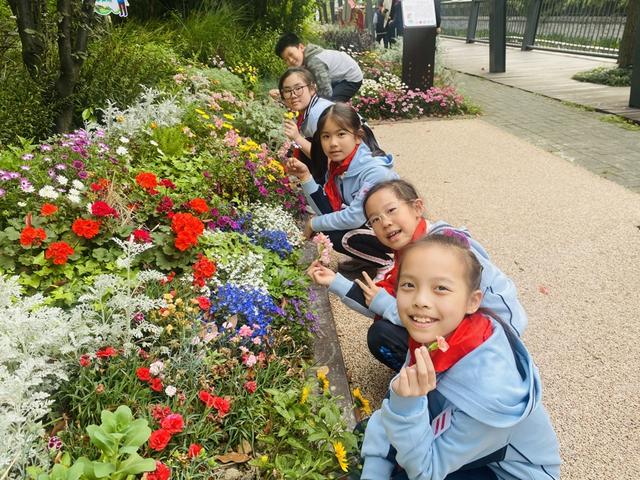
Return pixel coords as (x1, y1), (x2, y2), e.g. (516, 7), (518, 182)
(441, 68), (640, 193)
(439, 38), (640, 122)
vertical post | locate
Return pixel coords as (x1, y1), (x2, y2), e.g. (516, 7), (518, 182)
(522, 0), (542, 50)
(489, 0), (506, 73)
(630, 10), (640, 108)
(467, 0), (481, 43)
(403, 27), (437, 90)
(365, 0), (374, 37)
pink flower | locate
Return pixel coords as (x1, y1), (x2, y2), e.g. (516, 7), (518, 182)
(243, 354), (257, 367)
(436, 336), (449, 352)
(244, 380), (257, 394)
(238, 325), (253, 337)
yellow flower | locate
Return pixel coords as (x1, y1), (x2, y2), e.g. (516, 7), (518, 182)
(333, 441), (348, 472)
(223, 113), (234, 121)
(165, 324), (174, 335)
(116, 115), (125, 123)
(284, 111), (295, 120)
(150, 121), (157, 129)
(299, 385), (310, 404)
(352, 388), (372, 416)
(259, 455), (268, 464)
(195, 109), (206, 115)
(201, 113), (210, 120)
(222, 122), (233, 129)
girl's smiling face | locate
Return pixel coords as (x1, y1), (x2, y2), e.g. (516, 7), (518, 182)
(396, 243), (482, 345)
(281, 72), (315, 113)
(365, 187), (425, 250)
(319, 116), (361, 163)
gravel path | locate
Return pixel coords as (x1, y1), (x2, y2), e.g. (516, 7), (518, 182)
(330, 117), (640, 479)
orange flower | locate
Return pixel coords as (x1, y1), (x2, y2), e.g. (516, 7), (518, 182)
(45, 241), (74, 265)
(135, 172), (158, 190)
(20, 226), (46, 247)
(171, 213), (204, 251)
(188, 198), (209, 214)
(72, 218), (101, 239)
(40, 203), (58, 216)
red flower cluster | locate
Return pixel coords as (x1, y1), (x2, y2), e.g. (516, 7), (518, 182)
(171, 213), (204, 251)
(20, 226), (46, 247)
(151, 405), (171, 421)
(192, 254), (216, 288)
(198, 390), (231, 417)
(160, 178), (176, 190)
(91, 201), (118, 218)
(196, 296), (210, 311)
(72, 218), (101, 239)
(133, 229), (152, 243)
(244, 380), (257, 394)
(188, 198), (209, 214)
(188, 443), (203, 459)
(156, 196), (174, 214)
(96, 346), (118, 358)
(136, 172), (158, 190)
(148, 413), (184, 452)
(136, 366), (163, 392)
(90, 178), (110, 192)
(79, 354), (91, 367)
(40, 203), (58, 216)
(147, 461), (170, 480)
(45, 241), (74, 265)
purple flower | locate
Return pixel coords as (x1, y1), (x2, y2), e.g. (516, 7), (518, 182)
(20, 165), (30, 171)
(40, 144), (52, 152)
(22, 153), (34, 161)
(0, 188), (5, 197)
(55, 163), (66, 170)
(72, 160), (85, 170)
(48, 169), (55, 177)
(78, 170), (88, 179)
(48, 436), (63, 451)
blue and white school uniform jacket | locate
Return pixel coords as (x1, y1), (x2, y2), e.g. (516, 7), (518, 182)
(328, 221), (528, 336)
(299, 95), (334, 138)
(361, 319), (561, 480)
(301, 142), (398, 232)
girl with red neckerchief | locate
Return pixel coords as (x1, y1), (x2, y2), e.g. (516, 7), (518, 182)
(361, 233), (560, 480)
(307, 179), (529, 372)
(285, 103), (397, 277)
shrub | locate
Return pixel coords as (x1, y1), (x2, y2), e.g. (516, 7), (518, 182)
(320, 25), (374, 53)
(233, 97), (288, 150)
(573, 66), (632, 87)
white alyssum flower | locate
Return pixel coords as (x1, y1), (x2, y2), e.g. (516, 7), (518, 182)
(116, 146), (128, 156)
(38, 185), (59, 199)
(119, 136), (130, 144)
(72, 180), (85, 190)
(56, 175), (68, 186)
(250, 202), (303, 247)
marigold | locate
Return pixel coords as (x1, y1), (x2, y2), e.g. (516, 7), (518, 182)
(72, 218), (101, 239)
(40, 203), (58, 216)
(333, 441), (349, 472)
(20, 226), (46, 247)
(188, 197), (209, 214)
(45, 241), (74, 265)
(135, 172), (158, 190)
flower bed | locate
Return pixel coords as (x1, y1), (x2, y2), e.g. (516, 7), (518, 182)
(0, 65), (365, 479)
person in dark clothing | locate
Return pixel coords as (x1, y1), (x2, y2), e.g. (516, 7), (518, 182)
(373, 1), (389, 48)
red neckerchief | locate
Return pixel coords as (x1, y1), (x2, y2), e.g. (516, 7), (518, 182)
(408, 312), (493, 373)
(375, 218), (428, 296)
(324, 145), (359, 211)
(292, 113), (305, 160)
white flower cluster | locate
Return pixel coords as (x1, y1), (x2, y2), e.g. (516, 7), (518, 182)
(86, 86), (184, 140)
(213, 250), (269, 293)
(360, 72), (407, 97)
(250, 202), (303, 247)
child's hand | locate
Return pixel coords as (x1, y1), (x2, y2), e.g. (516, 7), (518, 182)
(303, 218), (314, 239)
(354, 271), (381, 307)
(307, 260), (336, 286)
(284, 119), (302, 143)
(392, 346), (436, 397)
(285, 157), (311, 181)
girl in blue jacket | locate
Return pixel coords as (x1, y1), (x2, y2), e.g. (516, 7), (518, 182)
(307, 179), (528, 371)
(361, 232), (560, 480)
(285, 103), (397, 275)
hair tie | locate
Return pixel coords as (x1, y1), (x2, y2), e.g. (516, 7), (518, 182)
(441, 228), (470, 248)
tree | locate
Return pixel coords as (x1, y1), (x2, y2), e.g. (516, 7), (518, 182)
(7, 0), (97, 133)
(618, 0), (638, 67)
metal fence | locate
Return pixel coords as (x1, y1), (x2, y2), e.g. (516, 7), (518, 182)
(440, 0), (628, 58)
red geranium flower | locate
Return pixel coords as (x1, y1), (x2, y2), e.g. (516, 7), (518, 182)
(40, 203), (58, 216)
(156, 196), (174, 214)
(160, 413), (184, 434)
(96, 346), (118, 358)
(148, 429), (171, 451)
(20, 226), (46, 247)
(160, 178), (176, 189)
(136, 367), (151, 382)
(135, 172), (158, 190)
(171, 213), (204, 251)
(196, 296), (210, 311)
(188, 198), (209, 214)
(188, 443), (203, 459)
(147, 461), (171, 480)
(45, 241), (74, 265)
(91, 201), (118, 218)
(149, 377), (163, 392)
(90, 178), (110, 192)
(192, 254), (216, 287)
(132, 229), (152, 243)
(244, 380), (257, 394)
(72, 218), (101, 239)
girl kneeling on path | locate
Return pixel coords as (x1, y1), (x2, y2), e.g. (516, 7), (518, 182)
(286, 103), (397, 277)
(280, 67), (334, 184)
(307, 179), (527, 371)
(361, 233), (560, 480)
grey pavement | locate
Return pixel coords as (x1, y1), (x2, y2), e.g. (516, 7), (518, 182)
(451, 72), (640, 192)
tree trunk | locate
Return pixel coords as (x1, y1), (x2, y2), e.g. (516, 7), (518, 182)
(54, 0), (96, 133)
(329, 0), (336, 22)
(7, 0), (46, 78)
(318, 0), (328, 23)
(618, 0), (639, 67)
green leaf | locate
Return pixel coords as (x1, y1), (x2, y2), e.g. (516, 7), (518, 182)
(92, 461), (116, 478)
(114, 405), (134, 430)
(86, 425), (117, 456)
(122, 419), (151, 448)
(114, 453), (156, 475)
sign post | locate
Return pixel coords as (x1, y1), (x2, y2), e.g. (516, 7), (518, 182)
(401, 0), (438, 91)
